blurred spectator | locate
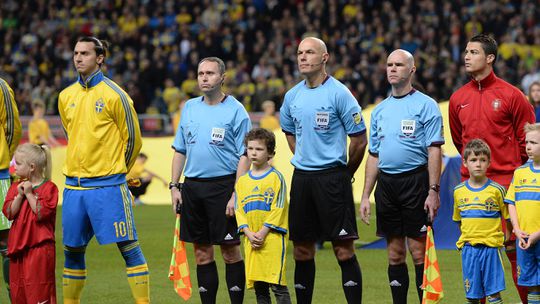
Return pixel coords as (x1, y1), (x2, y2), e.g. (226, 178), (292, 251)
(259, 100), (280, 131)
(28, 98), (60, 147)
(0, 0), (538, 119)
(528, 81), (540, 122)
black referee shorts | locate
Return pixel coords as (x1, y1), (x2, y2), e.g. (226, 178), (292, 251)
(179, 174), (240, 245)
(289, 166), (358, 242)
(374, 166), (429, 238)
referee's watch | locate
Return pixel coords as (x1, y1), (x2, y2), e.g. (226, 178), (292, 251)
(169, 182), (182, 190)
(429, 184), (440, 193)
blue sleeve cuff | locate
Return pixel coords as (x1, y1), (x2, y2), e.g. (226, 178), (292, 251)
(237, 224), (248, 234)
(503, 199), (515, 205)
(263, 223), (287, 234)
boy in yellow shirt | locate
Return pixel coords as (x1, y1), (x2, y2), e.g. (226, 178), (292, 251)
(505, 123), (540, 303)
(453, 139), (508, 304)
(234, 128), (291, 303)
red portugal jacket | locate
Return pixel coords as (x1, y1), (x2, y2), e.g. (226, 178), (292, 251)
(449, 71), (535, 188)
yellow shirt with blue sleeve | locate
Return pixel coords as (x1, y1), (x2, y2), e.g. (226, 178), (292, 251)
(453, 179), (508, 248)
(504, 162), (540, 234)
(235, 167), (288, 288)
(58, 70), (142, 188)
(0, 78), (21, 177)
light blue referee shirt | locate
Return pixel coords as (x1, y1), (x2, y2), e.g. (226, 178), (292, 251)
(172, 95), (251, 178)
(280, 76), (366, 171)
(369, 89), (444, 174)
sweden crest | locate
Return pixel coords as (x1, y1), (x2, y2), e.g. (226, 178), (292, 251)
(95, 98), (105, 113)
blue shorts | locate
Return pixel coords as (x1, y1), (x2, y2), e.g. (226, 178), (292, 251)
(461, 245), (505, 299)
(517, 240), (540, 286)
(62, 184), (138, 247)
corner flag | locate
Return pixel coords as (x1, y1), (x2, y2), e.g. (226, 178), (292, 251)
(168, 215), (192, 300)
(422, 226), (444, 304)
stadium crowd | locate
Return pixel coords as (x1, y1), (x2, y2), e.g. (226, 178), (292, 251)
(0, 0), (539, 117)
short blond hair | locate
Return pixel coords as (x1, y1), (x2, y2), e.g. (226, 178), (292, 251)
(524, 122), (540, 133)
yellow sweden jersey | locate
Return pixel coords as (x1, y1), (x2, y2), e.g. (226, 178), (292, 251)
(234, 167), (288, 288)
(505, 162), (540, 234)
(453, 179), (508, 248)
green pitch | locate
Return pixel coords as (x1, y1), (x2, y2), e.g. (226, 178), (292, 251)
(0, 206), (522, 303)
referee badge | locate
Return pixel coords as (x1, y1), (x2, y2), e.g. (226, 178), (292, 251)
(400, 119), (416, 137)
(315, 112), (330, 131)
(210, 127), (225, 146)
(352, 112), (362, 125)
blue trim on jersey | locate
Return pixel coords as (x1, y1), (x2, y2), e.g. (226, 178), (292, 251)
(238, 224), (248, 233)
(78, 70), (104, 89)
(243, 201), (271, 213)
(264, 223), (287, 234)
(515, 192), (540, 201)
(248, 168), (274, 180)
(127, 271), (150, 277)
(461, 210), (501, 218)
(103, 78), (136, 165)
(65, 174), (126, 187)
(504, 199), (515, 205)
(529, 162), (540, 173)
(465, 179), (491, 192)
(0, 169), (8, 179)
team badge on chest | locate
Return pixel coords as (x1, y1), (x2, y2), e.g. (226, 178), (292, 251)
(95, 98), (105, 113)
(400, 119), (416, 137)
(492, 99), (501, 111)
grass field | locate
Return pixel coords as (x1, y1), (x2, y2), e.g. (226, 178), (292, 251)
(0, 205), (524, 303)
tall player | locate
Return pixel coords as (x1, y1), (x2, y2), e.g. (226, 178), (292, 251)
(0, 77), (21, 300)
(59, 36), (149, 304)
(449, 33), (535, 303)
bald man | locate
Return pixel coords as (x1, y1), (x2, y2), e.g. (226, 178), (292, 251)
(360, 49), (444, 303)
(280, 37), (367, 303)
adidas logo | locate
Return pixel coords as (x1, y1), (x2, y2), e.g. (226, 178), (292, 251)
(343, 280), (358, 287)
(294, 284), (306, 290)
(339, 229), (348, 236)
(224, 234), (233, 240)
(420, 225), (427, 233)
(229, 286), (242, 292)
(389, 280), (402, 287)
(252, 186), (259, 192)
(199, 287), (208, 293)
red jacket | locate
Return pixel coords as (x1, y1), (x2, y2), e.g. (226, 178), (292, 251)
(449, 71), (535, 188)
(2, 180), (58, 256)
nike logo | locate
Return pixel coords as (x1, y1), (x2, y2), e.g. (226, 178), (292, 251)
(460, 104), (470, 108)
(38, 301), (49, 304)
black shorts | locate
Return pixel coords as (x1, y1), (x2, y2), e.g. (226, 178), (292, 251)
(375, 166), (429, 238)
(289, 166), (358, 242)
(180, 174), (240, 245)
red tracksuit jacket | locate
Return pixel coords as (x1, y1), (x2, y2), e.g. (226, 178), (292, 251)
(449, 71), (535, 188)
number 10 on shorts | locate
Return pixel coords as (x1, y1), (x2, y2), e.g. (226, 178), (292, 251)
(114, 221), (127, 238)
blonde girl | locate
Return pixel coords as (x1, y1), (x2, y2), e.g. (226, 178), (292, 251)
(2, 143), (58, 303)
